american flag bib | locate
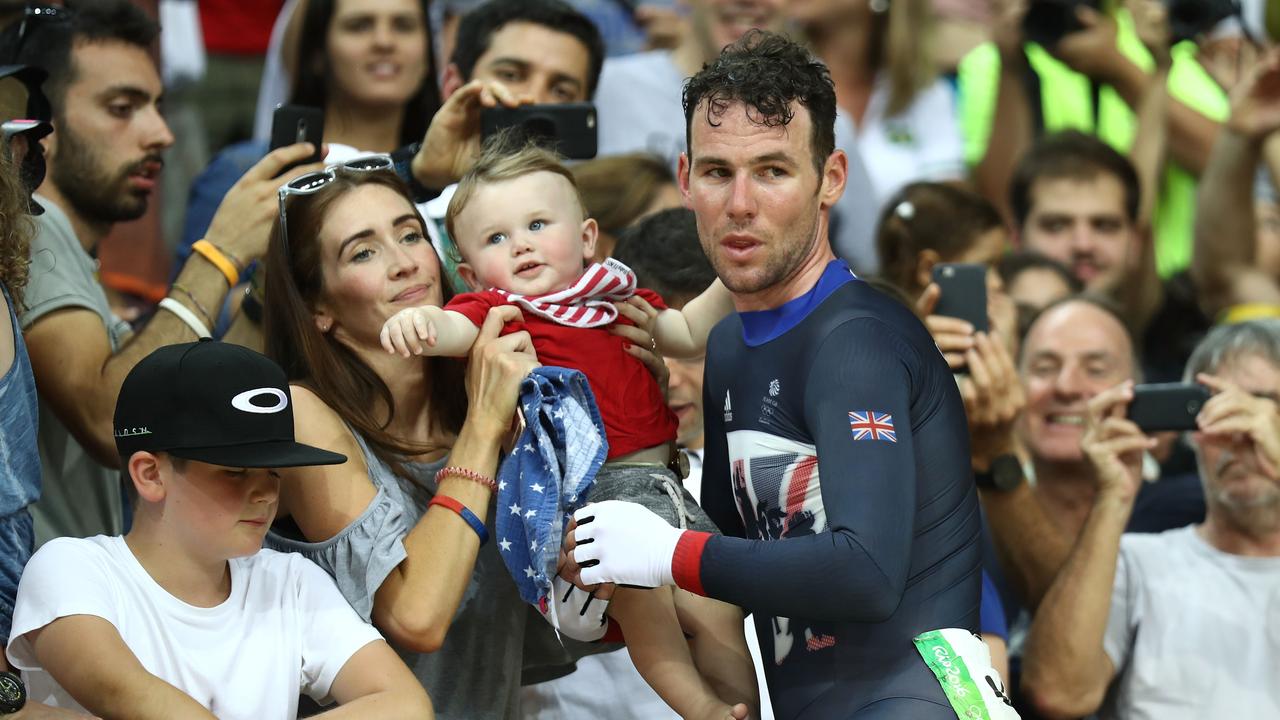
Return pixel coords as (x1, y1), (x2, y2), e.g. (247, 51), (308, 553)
(492, 258), (637, 328)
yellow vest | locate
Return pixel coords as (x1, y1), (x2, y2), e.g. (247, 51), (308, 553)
(957, 9), (1229, 277)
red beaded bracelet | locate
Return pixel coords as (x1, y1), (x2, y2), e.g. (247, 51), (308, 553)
(434, 465), (498, 492)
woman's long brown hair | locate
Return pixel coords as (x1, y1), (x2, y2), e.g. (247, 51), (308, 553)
(263, 170), (467, 477)
(0, 145), (34, 309)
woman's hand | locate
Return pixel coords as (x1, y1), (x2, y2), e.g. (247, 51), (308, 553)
(610, 296), (670, 400)
(917, 283), (976, 370)
(960, 331), (1025, 472)
(465, 305), (539, 436)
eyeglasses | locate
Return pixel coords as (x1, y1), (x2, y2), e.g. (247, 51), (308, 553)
(276, 154), (396, 258)
(6, 5), (71, 66)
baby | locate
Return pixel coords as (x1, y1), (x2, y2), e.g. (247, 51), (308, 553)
(380, 141), (755, 720)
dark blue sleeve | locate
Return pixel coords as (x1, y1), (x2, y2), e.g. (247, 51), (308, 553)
(979, 570), (1008, 639)
(699, 345), (744, 539)
(176, 141), (265, 279)
(682, 318), (919, 622)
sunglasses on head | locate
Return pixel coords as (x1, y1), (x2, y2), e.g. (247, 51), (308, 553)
(276, 154), (396, 258)
(6, 4), (71, 66)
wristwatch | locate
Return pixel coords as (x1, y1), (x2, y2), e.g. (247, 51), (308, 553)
(974, 453), (1024, 491)
(668, 448), (690, 480)
(0, 671), (26, 715)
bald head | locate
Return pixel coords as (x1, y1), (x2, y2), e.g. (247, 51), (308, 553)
(1018, 297), (1138, 465)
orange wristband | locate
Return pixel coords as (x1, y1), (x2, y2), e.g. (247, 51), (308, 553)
(192, 240), (240, 288)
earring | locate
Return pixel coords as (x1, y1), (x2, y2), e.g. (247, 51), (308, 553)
(869, 0), (889, 13)
(318, 319), (332, 333)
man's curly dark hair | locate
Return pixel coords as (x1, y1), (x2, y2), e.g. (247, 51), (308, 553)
(682, 30), (837, 176)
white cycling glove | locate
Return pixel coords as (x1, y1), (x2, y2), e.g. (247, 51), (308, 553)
(572, 501), (683, 588)
(542, 575), (610, 642)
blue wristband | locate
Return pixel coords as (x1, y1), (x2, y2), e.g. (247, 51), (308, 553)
(429, 495), (489, 545)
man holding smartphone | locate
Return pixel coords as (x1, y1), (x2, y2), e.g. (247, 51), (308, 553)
(2, 0), (326, 549)
(1021, 319), (1280, 719)
(405, 0), (604, 293)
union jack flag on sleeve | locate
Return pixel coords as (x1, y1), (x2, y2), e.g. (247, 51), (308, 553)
(848, 410), (896, 443)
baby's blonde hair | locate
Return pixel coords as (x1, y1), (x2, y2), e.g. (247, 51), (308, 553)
(445, 136), (586, 250)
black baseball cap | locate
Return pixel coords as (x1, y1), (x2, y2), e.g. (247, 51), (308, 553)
(113, 339), (346, 468)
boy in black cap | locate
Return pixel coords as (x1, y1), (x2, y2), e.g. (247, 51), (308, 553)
(3, 340), (434, 719)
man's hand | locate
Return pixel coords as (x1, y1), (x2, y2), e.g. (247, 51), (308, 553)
(203, 143), (329, 266)
(571, 501), (683, 587)
(992, 0), (1028, 62)
(1128, 0), (1172, 70)
(1195, 372), (1280, 479)
(1081, 381), (1154, 503)
(959, 331), (1025, 471)
(1225, 49), (1280, 140)
(411, 80), (524, 190)
(542, 572), (611, 642)
(1052, 6), (1128, 83)
(1199, 36), (1262, 97)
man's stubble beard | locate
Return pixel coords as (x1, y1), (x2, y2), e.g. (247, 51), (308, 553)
(701, 198), (823, 297)
(49, 121), (150, 225)
(1203, 452), (1280, 537)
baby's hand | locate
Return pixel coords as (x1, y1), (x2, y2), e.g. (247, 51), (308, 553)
(380, 307), (438, 357)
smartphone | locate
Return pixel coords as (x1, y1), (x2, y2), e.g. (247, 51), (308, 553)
(269, 104), (324, 174)
(1126, 383), (1210, 432)
(1166, 0), (1237, 44)
(932, 263), (989, 334)
(1022, 0), (1099, 48)
(480, 103), (597, 160)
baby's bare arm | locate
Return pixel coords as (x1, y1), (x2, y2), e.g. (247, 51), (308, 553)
(381, 307), (481, 358)
(654, 279), (733, 359)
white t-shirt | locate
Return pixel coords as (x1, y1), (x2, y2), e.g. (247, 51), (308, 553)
(592, 51), (964, 275)
(7, 536), (383, 719)
(1101, 525), (1280, 719)
(596, 51), (688, 166)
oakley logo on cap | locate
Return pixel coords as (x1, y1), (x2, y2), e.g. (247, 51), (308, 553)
(231, 388), (288, 415)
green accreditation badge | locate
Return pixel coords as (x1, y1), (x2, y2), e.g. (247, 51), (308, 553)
(913, 629), (995, 720)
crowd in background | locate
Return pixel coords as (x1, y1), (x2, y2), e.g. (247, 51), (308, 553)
(0, 0), (1279, 718)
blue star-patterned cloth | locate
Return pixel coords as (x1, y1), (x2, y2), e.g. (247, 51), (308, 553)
(495, 367), (608, 607)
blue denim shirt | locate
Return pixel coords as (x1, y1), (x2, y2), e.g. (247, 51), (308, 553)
(0, 285), (39, 642)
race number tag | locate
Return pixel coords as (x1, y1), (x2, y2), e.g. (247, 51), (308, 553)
(913, 629), (1021, 720)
